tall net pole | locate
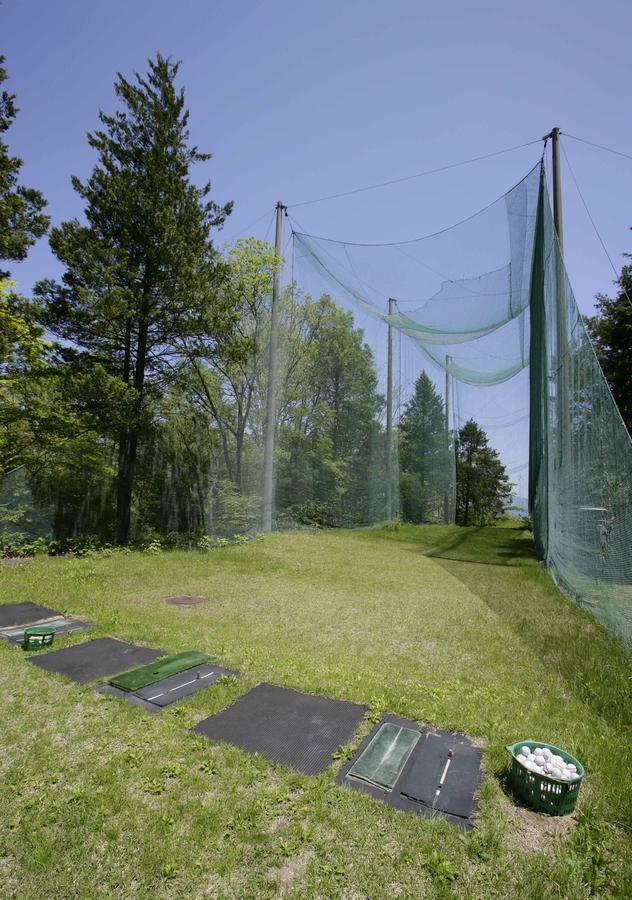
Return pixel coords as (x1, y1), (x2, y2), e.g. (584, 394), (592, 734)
(385, 298), (396, 519)
(444, 354), (452, 523)
(549, 127), (570, 464)
(262, 201), (285, 532)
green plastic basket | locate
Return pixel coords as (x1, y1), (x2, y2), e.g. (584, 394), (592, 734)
(22, 625), (56, 651)
(506, 740), (584, 816)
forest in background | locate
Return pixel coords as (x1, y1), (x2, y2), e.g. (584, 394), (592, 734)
(2, 54), (626, 552)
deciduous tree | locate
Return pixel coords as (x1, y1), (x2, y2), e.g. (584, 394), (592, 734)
(456, 418), (511, 525)
(586, 263), (632, 434)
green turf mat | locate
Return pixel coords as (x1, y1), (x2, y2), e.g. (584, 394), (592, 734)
(109, 651), (210, 692)
(348, 723), (420, 791)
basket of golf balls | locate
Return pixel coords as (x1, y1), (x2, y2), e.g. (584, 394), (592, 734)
(506, 740), (584, 815)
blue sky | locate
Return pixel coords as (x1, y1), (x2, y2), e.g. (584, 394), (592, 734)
(3, 0), (632, 315)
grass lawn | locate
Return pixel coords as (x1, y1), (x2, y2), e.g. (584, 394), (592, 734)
(0, 524), (630, 898)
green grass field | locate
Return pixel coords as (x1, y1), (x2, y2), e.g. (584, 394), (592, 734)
(1, 524), (630, 898)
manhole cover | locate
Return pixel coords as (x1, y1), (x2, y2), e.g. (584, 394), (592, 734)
(166, 595), (208, 606)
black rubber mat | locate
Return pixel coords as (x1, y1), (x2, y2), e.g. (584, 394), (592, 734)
(399, 731), (483, 820)
(0, 617), (90, 645)
(193, 683), (366, 774)
(98, 662), (237, 711)
(0, 602), (62, 628)
(27, 637), (163, 684)
(336, 713), (483, 829)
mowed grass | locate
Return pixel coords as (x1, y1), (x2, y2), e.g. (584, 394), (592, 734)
(0, 524), (630, 899)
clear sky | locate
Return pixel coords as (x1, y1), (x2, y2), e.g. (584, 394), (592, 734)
(3, 0), (632, 315)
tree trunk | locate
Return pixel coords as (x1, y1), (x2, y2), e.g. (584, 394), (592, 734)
(115, 282), (150, 544)
(116, 426), (138, 544)
(235, 403), (244, 491)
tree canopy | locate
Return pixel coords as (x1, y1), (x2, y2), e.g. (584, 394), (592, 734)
(398, 371), (448, 524)
(36, 55), (236, 543)
(455, 418), (512, 526)
(0, 56), (49, 278)
(586, 262), (632, 435)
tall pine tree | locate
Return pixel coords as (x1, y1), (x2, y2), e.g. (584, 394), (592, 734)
(0, 56), (49, 278)
(37, 56), (236, 543)
(398, 371), (447, 523)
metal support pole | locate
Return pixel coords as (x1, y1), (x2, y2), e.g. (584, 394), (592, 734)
(262, 201), (285, 532)
(385, 298), (396, 520)
(547, 127), (570, 465)
(550, 127), (564, 255)
(444, 354), (451, 524)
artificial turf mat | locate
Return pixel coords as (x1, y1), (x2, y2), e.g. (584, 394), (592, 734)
(337, 713), (483, 829)
(27, 637), (163, 684)
(99, 662), (237, 711)
(0, 616), (90, 645)
(0, 602), (63, 628)
(193, 683), (366, 775)
(109, 650), (210, 692)
(347, 722), (420, 790)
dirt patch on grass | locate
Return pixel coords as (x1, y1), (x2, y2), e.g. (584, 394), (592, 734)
(501, 794), (578, 853)
(267, 848), (315, 893)
(268, 815), (290, 834)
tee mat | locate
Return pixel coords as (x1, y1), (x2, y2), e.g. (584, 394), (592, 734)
(0, 616), (90, 644)
(109, 651), (210, 692)
(99, 662), (237, 712)
(337, 713), (483, 829)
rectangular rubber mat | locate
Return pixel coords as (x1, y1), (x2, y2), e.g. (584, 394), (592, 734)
(193, 683), (366, 775)
(99, 663), (237, 711)
(0, 602), (62, 628)
(348, 723), (420, 790)
(400, 733), (483, 820)
(0, 616), (90, 645)
(336, 714), (483, 830)
(398, 731), (448, 807)
(27, 637), (163, 684)
(109, 650), (210, 692)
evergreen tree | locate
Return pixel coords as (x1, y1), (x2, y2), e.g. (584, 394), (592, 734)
(586, 263), (632, 434)
(398, 371), (447, 523)
(36, 55), (236, 543)
(0, 56), (49, 277)
(455, 419), (511, 525)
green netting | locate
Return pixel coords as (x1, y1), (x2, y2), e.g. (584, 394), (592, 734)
(530, 167), (632, 645)
(292, 162), (632, 647)
(2, 162), (630, 647)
